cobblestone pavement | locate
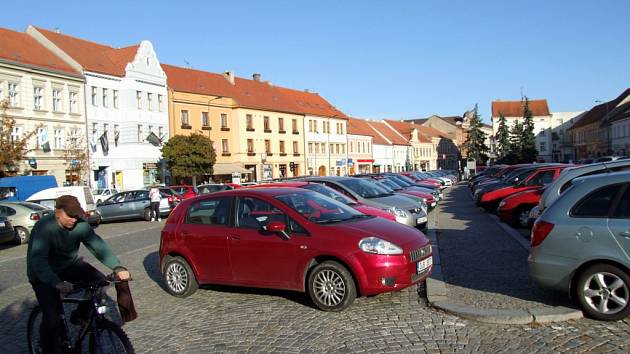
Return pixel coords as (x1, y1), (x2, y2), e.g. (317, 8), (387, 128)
(1, 201), (630, 352)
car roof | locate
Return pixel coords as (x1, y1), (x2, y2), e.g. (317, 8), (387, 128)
(572, 169), (630, 185)
(303, 176), (355, 182)
(204, 187), (309, 198)
(246, 182), (310, 188)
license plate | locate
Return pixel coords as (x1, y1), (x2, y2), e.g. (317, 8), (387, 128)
(417, 257), (433, 273)
(416, 217), (427, 224)
(0, 221), (4, 228)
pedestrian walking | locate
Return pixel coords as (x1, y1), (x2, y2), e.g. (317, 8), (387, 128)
(149, 183), (162, 222)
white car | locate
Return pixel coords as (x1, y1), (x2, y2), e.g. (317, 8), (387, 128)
(93, 188), (119, 204)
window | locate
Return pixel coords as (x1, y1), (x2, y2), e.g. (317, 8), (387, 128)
(113, 90), (119, 108)
(11, 126), (22, 142)
(308, 142), (313, 154)
(91, 86), (97, 106)
(247, 139), (254, 153)
(147, 93), (153, 111)
(158, 126), (164, 139)
(330, 143), (334, 154)
(69, 92), (78, 113)
(292, 119), (297, 133)
(8, 82), (19, 107)
(221, 113), (228, 129)
(540, 142), (546, 152)
(612, 186), (630, 218)
(33, 87), (43, 110)
(102, 88), (108, 108)
(527, 170), (555, 186)
(350, 141), (353, 153)
(136, 91), (142, 109)
(309, 120), (314, 132)
(336, 144), (340, 154)
(180, 110), (189, 125)
(341, 144), (345, 154)
(265, 140), (271, 153)
(278, 117), (285, 132)
(137, 125), (143, 143)
(158, 94), (163, 111)
(315, 143), (320, 153)
(280, 141), (285, 154)
(367, 142), (370, 153)
(263, 116), (270, 131)
(202, 112), (209, 127)
(186, 197), (232, 226)
(246, 114), (253, 130)
(539, 127), (546, 136)
(293, 141), (298, 154)
(572, 184), (623, 218)
(321, 143), (325, 153)
(222, 139), (229, 153)
(53, 89), (62, 112)
(54, 128), (64, 149)
(36, 127), (47, 149)
(236, 196), (285, 229)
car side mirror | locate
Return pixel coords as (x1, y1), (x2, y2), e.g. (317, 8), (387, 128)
(96, 201), (102, 206)
(266, 221), (290, 240)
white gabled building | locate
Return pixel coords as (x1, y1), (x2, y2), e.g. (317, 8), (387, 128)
(28, 26), (168, 190)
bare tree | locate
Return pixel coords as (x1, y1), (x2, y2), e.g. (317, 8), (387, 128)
(0, 99), (39, 177)
(62, 129), (89, 185)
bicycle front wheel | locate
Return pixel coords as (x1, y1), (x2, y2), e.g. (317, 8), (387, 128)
(89, 319), (135, 354)
(27, 300), (89, 354)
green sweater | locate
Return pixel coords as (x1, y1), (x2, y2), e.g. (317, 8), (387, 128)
(27, 214), (123, 287)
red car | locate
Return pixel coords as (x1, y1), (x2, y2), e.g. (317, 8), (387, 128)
(246, 181), (396, 221)
(159, 188), (432, 311)
(497, 187), (545, 228)
(400, 172), (441, 189)
(476, 165), (569, 211)
(169, 185), (198, 199)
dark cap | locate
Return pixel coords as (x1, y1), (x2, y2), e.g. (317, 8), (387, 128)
(55, 195), (85, 218)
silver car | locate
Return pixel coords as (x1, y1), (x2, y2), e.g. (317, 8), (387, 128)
(529, 171), (630, 321)
(97, 190), (171, 222)
(302, 176), (427, 228)
(0, 202), (52, 244)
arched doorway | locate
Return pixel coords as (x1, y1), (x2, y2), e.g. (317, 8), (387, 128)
(318, 165), (327, 176)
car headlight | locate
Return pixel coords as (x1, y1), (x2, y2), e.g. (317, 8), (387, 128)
(359, 237), (403, 255)
(498, 200), (506, 208)
(393, 207), (407, 218)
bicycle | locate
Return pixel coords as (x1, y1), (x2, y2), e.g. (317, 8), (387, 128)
(27, 274), (135, 354)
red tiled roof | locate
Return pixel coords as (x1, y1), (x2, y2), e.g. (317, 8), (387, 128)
(347, 117), (376, 137)
(162, 63), (346, 117)
(276, 86), (347, 119)
(0, 27), (80, 76)
(570, 89), (630, 130)
(35, 27), (139, 77)
(492, 99), (550, 118)
(384, 119), (414, 137)
(367, 121), (410, 146)
(162, 64), (238, 98)
(364, 121), (390, 145)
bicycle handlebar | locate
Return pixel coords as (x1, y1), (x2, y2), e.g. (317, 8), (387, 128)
(70, 273), (133, 292)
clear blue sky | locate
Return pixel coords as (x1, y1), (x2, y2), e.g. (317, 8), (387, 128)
(2, 0), (628, 123)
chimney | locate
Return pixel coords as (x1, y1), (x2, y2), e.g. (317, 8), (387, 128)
(252, 73), (261, 82)
(265, 80), (273, 87)
(223, 71), (235, 85)
(54, 27), (60, 33)
(304, 89), (310, 93)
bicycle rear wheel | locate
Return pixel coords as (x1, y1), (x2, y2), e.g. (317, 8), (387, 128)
(28, 300), (91, 354)
(89, 319), (135, 354)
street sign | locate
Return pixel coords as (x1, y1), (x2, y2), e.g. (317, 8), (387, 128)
(28, 158), (37, 169)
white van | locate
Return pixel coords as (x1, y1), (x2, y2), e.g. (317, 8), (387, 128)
(27, 186), (101, 225)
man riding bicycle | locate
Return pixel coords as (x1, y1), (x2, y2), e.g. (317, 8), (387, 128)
(26, 195), (130, 354)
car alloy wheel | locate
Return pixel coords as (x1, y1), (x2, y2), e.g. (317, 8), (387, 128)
(517, 208), (532, 228)
(163, 256), (198, 298)
(577, 264), (630, 321)
(308, 261), (356, 311)
(14, 226), (30, 244)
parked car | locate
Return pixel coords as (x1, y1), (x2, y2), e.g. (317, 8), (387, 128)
(0, 201), (52, 244)
(169, 185), (198, 199)
(27, 186), (100, 225)
(390, 174), (442, 201)
(536, 160), (630, 220)
(246, 181), (396, 221)
(149, 187), (183, 205)
(301, 176), (427, 228)
(93, 188), (119, 204)
(497, 187), (545, 228)
(0, 216), (14, 245)
(159, 187), (433, 311)
(97, 190), (172, 222)
(529, 171), (630, 321)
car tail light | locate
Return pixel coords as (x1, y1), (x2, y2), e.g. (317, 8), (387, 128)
(30, 213), (41, 221)
(531, 220), (554, 247)
(168, 196), (173, 203)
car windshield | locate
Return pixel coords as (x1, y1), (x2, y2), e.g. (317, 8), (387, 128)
(301, 183), (357, 205)
(395, 175), (417, 185)
(275, 191), (368, 224)
(198, 185), (230, 194)
(334, 178), (384, 198)
(509, 169), (535, 184)
(377, 179), (401, 191)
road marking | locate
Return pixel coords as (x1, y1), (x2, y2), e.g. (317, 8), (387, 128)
(0, 227), (160, 265)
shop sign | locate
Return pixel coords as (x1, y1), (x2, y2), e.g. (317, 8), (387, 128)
(143, 162), (159, 170)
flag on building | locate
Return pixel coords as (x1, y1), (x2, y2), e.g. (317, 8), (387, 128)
(100, 131), (109, 154)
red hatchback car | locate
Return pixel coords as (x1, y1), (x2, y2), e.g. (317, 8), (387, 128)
(159, 188), (432, 311)
(169, 185), (198, 199)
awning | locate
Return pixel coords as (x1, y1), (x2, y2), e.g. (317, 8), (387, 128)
(212, 163), (253, 175)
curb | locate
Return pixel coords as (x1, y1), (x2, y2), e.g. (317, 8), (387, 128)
(425, 187), (584, 324)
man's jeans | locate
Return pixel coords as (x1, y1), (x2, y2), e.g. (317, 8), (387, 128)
(30, 260), (105, 354)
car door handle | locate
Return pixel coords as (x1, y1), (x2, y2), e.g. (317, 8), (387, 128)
(619, 230), (630, 238)
(230, 235), (241, 240)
